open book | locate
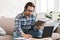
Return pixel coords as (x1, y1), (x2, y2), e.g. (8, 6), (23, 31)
(34, 20), (45, 26)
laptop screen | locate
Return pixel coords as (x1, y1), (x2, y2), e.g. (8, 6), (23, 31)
(42, 26), (54, 38)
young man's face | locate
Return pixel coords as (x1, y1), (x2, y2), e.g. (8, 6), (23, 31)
(25, 6), (35, 16)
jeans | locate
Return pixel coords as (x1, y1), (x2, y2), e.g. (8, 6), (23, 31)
(13, 29), (42, 38)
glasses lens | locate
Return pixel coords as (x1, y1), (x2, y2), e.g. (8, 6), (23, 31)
(27, 9), (34, 12)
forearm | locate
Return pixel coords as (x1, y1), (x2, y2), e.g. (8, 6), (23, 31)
(19, 29), (25, 35)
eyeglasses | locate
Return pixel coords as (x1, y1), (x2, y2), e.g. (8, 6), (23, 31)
(27, 9), (34, 12)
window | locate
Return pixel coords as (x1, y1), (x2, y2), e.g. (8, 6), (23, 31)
(35, 0), (54, 13)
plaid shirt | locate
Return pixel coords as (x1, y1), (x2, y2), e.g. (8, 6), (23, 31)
(14, 13), (36, 34)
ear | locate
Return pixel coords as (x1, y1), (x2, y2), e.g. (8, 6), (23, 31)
(24, 8), (27, 11)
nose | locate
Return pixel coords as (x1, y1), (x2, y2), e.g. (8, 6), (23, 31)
(29, 12), (32, 14)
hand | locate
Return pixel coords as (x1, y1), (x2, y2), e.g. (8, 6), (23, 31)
(22, 34), (32, 39)
(37, 25), (41, 30)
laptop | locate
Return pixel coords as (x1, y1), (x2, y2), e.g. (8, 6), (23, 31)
(32, 26), (54, 39)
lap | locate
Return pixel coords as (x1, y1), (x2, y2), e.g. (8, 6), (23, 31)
(23, 29), (42, 37)
(13, 29), (42, 38)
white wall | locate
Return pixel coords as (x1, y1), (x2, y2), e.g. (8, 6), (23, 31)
(0, 0), (33, 18)
(54, 0), (60, 12)
(59, 0), (60, 12)
(0, 0), (60, 18)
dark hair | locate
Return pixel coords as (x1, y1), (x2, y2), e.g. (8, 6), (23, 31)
(24, 2), (35, 11)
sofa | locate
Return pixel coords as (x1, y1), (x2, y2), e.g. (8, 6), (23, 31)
(0, 17), (14, 40)
(0, 17), (60, 40)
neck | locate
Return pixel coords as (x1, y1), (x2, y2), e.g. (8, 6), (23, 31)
(24, 12), (30, 18)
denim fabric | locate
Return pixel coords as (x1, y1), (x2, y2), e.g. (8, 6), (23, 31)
(13, 29), (42, 38)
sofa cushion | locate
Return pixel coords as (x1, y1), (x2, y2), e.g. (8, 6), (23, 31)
(52, 33), (60, 39)
(0, 35), (13, 40)
(55, 27), (60, 34)
(0, 17), (15, 35)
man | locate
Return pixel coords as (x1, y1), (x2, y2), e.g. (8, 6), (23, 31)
(13, 2), (42, 39)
